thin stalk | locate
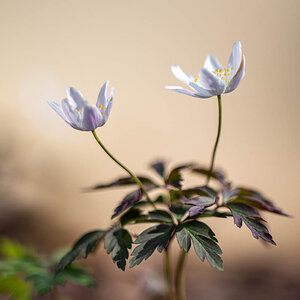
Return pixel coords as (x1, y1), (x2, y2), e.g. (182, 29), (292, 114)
(206, 95), (222, 185)
(165, 247), (174, 300)
(92, 130), (156, 209)
(175, 250), (187, 300)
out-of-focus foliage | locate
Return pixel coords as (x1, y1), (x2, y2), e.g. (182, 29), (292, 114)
(0, 238), (94, 299)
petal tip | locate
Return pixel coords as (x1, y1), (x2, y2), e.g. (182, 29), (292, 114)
(233, 41), (242, 49)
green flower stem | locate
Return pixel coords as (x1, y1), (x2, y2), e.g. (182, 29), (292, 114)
(206, 95), (222, 185)
(92, 130), (156, 209)
(165, 247), (174, 300)
(175, 250), (187, 300)
(174, 96), (223, 299)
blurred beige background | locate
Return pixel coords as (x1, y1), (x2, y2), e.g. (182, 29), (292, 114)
(0, 0), (299, 298)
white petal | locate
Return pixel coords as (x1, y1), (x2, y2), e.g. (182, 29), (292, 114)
(67, 87), (87, 109)
(226, 42), (242, 77)
(203, 55), (223, 73)
(96, 81), (109, 108)
(225, 55), (245, 94)
(61, 98), (82, 130)
(171, 65), (195, 85)
(165, 86), (211, 98)
(82, 105), (103, 131)
(47, 100), (70, 125)
(197, 68), (225, 96)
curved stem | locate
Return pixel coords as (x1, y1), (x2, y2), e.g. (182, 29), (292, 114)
(175, 250), (187, 300)
(165, 247), (174, 300)
(92, 130), (156, 209)
(206, 95), (222, 185)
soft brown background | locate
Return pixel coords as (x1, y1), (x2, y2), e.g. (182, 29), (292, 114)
(0, 0), (299, 299)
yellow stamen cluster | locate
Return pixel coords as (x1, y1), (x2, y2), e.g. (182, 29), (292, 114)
(194, 67), (234, 85)
(212, 67), (233, 83)
(99, 104), (107, 115)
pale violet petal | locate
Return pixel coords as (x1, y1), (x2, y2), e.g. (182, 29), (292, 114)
(187, 81), (214, 98)
(225, 55), (245, 94)
(171, 65), (195, 85)
(108, 86), (115, 104)
(67, 87), (87, 109)
(165, 86), (211, 98)
(47, 100), (70, 125)
(96, 81), (109, 108)
(203, 55), (223, 73)
(82, 105), (103, 131)
(61, 98), (82, 130)
(226, 42), (242, 77)
(102, 97), (113, 125)
(105, 85), (114, 108)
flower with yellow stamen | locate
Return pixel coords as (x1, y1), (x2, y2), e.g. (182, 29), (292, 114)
(166, 42), (245, 98)
(48, 81), (114, 131)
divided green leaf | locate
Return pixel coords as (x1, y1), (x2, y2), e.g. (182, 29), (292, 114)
(0, 238), (94, 297)
(26, 270), (54, 295)
(104, 228), (132, 271)
(130, 224), (175, 268)
(176, 221), (223, 270)
(119, 208), (173, 225)
(56, 230), (105, 274)
(148, 210), (173, 223)
(55, 264), (94, 287)
(120, 208), (144, 226)
(169, 204), (189, 221)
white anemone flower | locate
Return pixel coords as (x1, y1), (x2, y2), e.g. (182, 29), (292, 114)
(166, 42), (245, 98)
(48, 81), (114, 131)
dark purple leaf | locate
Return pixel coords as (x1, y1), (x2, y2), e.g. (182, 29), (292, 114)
(150, 160), (166, 178)
(227, 202), (276, 245)
(111, 189), (142, 219)
(192, 166), (226, 185)
(188, 206), (206, 217)
(222, 187), (240, 203)
(185, 196), (217, 217)
(166, 163), (195, 189)
(89, 176), (158, 191)
(233, 187), (289, 216)
(182, 186), (218, 198)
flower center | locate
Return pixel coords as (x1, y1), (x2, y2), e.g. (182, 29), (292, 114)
(194, 68), (233, 84)
(212, 68), (233, 83)
(99, 104), (107, 115)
